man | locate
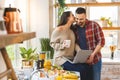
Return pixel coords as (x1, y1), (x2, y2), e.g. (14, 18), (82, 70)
(71, 7), (105, 80)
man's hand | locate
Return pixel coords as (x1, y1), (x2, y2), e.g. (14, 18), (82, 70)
(86, 53), (95, 65)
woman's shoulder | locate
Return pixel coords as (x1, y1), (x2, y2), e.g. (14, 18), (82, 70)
(54, 26), (64, 32)
(51, 26), (63, 36)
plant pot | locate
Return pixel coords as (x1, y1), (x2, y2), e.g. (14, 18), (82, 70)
(102, 20), (108, 27)
(22, 59), (33, 68)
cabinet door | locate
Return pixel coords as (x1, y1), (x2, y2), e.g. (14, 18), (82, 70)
(101, 64), (120, 80)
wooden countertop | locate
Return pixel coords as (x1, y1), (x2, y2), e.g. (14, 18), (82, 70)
(0, 32), (36, 48)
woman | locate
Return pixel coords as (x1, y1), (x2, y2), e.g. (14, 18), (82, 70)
(50, 11), (89, 80)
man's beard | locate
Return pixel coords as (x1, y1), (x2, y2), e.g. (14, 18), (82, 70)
(77, 22), (83, 26)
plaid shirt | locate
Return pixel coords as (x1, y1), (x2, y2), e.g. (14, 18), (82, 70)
(71, 19), (105, 64)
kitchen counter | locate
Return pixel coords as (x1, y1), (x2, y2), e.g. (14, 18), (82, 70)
(102, 58), (120, 65)
(101, 58), (120, 80)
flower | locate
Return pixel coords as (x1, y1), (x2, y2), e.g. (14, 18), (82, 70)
(100, 17), (106, 21)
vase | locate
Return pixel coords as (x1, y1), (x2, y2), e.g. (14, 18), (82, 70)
(102, 20), (108, 27)
(109, 45), (116, 59)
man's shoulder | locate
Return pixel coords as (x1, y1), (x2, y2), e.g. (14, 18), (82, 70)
(90, 20), (99, 25)
(86, 20), (100, 27)
(86, 19), (98, 25)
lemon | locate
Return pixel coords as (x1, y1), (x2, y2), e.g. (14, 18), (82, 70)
(56, 75), (62, 80)
(63, 73), (78, 79)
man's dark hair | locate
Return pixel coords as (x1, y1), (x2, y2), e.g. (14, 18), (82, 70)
(75, 7), (86, 14)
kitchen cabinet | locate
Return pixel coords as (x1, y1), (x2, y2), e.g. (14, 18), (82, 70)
(102, 58), (120, 80)
(0, 32), (36, 80)
(102, 64), (120, 80)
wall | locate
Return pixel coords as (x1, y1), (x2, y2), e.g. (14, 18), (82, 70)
(13, 0), (49, 49)
(29, 0), (49, 38)
(28, 0), (49, 49)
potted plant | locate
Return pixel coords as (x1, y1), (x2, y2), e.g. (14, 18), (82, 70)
(40, 38), (54, 59)
(100, 17), (112, 27)
(19, 47), (38, 67)
(57, 0), (67, 22)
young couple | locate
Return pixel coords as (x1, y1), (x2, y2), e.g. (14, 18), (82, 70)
(50, 7), (105, 80)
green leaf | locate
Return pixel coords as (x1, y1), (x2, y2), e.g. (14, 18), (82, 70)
(40, 38), (54, 59)
(19, 47), (37, 61)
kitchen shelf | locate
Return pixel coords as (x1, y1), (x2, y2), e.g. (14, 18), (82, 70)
(55, 2), (120, 7)
(102, 27), (120, 30)
(0, 32), (36, 80)
(0, 32), (36, 48)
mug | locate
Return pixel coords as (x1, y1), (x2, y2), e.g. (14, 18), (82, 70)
(63, 40), (71, 48)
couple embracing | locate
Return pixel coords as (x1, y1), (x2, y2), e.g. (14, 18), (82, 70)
(50, 7), (105, 80)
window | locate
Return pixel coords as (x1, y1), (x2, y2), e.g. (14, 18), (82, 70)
(89, 6), (118, 27)
(53, 0), (120, 58)
(89, 6), (119, 58)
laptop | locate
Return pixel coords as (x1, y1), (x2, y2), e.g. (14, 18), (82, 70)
(68, 50), (93, 63)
